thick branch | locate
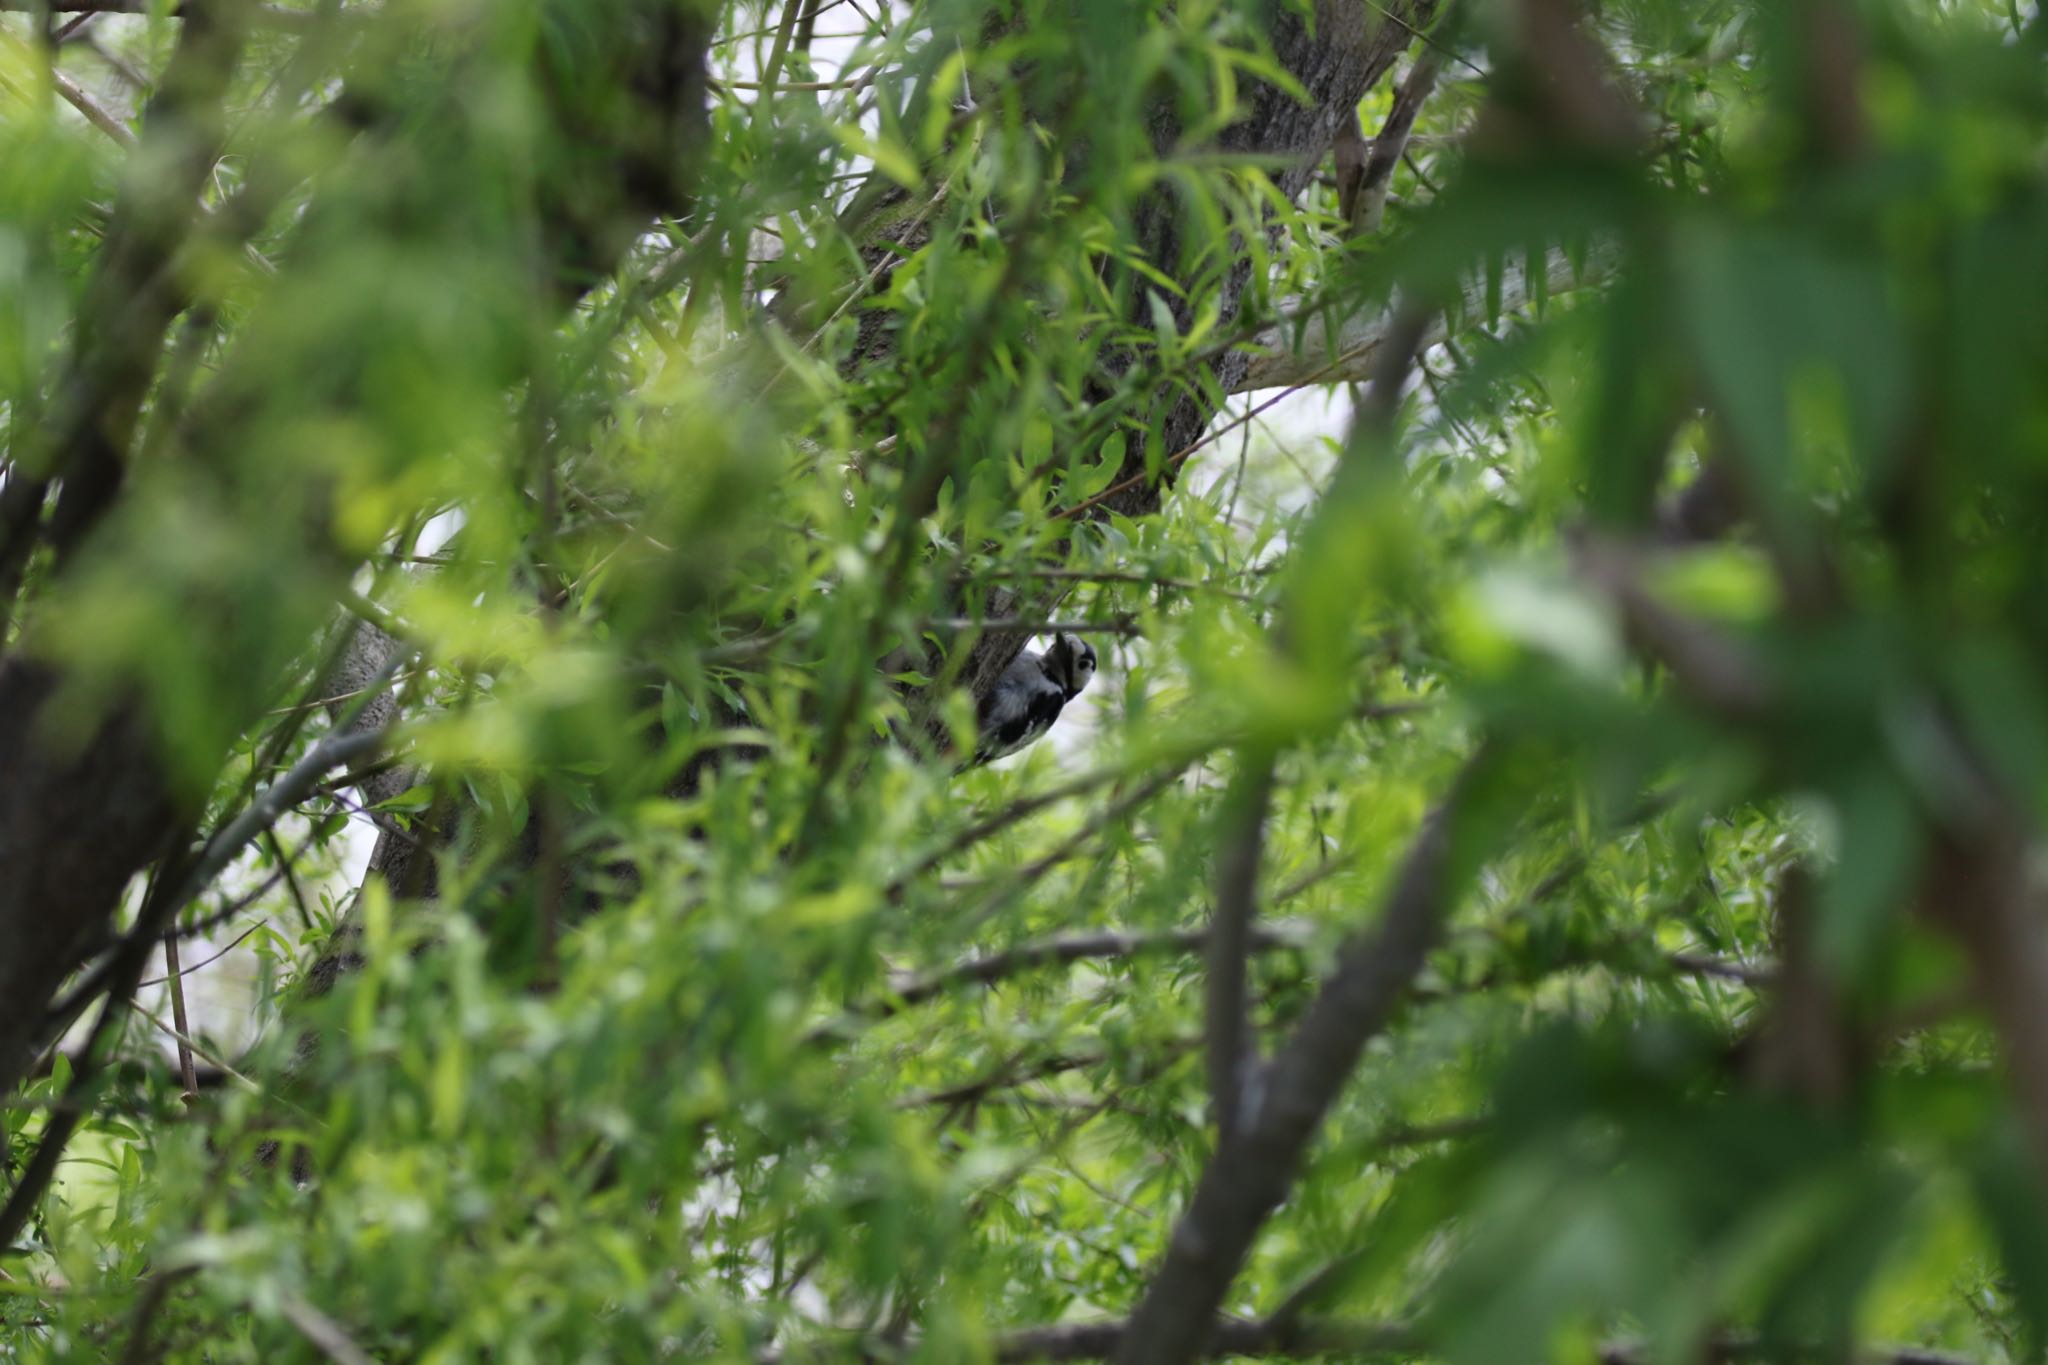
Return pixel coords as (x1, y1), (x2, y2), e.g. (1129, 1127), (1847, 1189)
(1112, 757), (1487, 1365)
(0, 0), (254, 1099)
(765, 1318), (1973, 1365)
(1208, 757), (1276, 1142)
(1350, 52), (1439, 235)
(761, 1314), (1411, 1364)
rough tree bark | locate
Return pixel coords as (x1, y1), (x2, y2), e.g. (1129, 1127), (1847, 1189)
(0, 1), (717, 1096)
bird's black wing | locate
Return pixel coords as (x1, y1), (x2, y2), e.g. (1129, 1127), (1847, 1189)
(970, 653), (1068, 766)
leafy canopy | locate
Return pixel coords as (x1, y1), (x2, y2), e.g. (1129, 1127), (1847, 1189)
(3, 1), (2048, 1363)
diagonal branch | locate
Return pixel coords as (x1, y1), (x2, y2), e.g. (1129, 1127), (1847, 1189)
(1349, 51), (1439, 236)
(1111, 754), (1492, 1365)
(0, 720), (387, 1251)
(890, 753), (1208, 896)
(1103, 224), (1452, 1364)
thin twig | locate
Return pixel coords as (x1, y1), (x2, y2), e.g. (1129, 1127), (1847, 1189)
(1056, 330), (1399, 522)
(954, 767), (1186, 938)
(889, 749), (1210, 896)
(964, 567), (1265, 606)
(277, 1292), (376, 1365)
(138, 918), (271, 990)
(882, 920), (1314, 1017)
(925, 616), (1143, 637)
(160, 933), (198, 1097)
(50, 64), (136, 146)
(134, 1003), (256, 1092)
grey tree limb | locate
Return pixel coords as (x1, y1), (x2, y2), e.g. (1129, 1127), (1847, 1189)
(1351, 51), (1440, 236)
(1111, 757), (1488, 1365)
(1207, 756), (1276, 1143)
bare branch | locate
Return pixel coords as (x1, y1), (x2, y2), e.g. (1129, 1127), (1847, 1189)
(762, 1318), (1974, 1365)
(186, 727), (392, 902)
(161, 932), (198, 1097)
(134, 1001), (255, 1092)
(1112, 755), (1490, 1365)
(758, 1313), (1408, 1362)
(49, 66), (136, 147)
(278, 1292), (377, 1365)
(1208, 756), (1275, 1143)
(1351, 52), (1439, 235)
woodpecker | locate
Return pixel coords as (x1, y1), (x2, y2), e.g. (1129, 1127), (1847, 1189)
(968, 633), (1097, 767)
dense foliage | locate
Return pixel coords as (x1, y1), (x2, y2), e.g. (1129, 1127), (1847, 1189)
(4, 0), (2048, 1361)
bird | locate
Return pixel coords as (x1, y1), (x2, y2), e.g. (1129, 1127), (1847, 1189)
(967, 632), (1097, 767)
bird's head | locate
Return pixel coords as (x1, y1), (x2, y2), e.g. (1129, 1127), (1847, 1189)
(1048, 632), (1097, 701)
